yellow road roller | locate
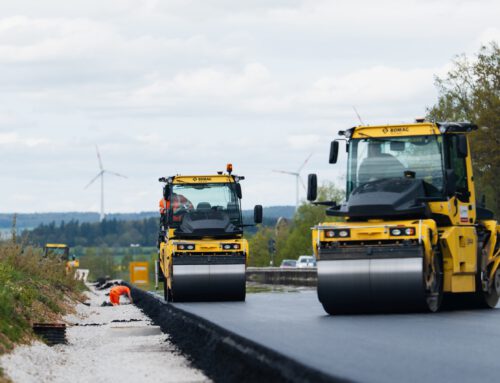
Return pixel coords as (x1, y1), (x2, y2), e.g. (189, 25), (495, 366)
(157, 164), (262, 302)
(307, 121), (500, 314)
(44, 243), (79, 273)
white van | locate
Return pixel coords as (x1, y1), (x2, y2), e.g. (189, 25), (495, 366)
(296, 255), (317, 268)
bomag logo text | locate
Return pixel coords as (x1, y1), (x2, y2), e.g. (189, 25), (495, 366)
(194, 177), (212, 181)
(382, 127), (409, 134)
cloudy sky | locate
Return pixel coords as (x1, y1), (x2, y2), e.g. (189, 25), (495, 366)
(0, 0), (498, 213)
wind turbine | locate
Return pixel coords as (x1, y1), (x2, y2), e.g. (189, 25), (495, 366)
(84, 145), (127, 221)
(273, 153), (313, 211)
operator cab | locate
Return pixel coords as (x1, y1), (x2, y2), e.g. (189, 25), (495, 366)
(308, 122), (483, 221)
(168, 181), (244, 238)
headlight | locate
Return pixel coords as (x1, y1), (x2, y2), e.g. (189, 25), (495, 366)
(405, 228), (415, 235)
(390, 227), (415, 236)
(391, 229), (402, 236)
(222, 243), (241, 250)
(325, 230), (336, 238)
(177, 244), (195, 250)
(324, 229), (350, 238)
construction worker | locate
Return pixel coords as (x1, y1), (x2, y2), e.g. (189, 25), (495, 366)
(158, 191), (194, 247)
(109, 285), (133, 306)
(159, 192), (193, 222)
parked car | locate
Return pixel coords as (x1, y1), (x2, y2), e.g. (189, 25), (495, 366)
(296, 255), (316, 268)
(280, 259), (297, 268)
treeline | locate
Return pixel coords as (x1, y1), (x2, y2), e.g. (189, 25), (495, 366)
(21, 207), (293, 248)
(23, 218), (159, 247)
(2, 206), (295, 230)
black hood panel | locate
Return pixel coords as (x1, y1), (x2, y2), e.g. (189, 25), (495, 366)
(328, 178), (431, 220)
(175, 211), (242, 239)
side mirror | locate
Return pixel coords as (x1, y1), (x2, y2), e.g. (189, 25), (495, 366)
(307, 174), (317, 201)
(329, 141), (339, 164)
(235, 183), (242, 199)
(445, 169), (457, 196)
(457, 135), (468, 158)
(163, 185), (170, 200)
(254, 205), (263, 224)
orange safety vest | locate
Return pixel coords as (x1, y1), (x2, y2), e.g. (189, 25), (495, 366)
(109, 286), (131, 305)
(110, 285), (131, 296)
(159, 198), (170, 214)
(159, 195), (192, 216)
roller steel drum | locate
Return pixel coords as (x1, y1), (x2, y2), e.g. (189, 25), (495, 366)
(317, 245), (429, 314)
(172, 255), (246, 302)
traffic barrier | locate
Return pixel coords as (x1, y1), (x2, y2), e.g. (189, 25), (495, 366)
(246, 267), (317, 286)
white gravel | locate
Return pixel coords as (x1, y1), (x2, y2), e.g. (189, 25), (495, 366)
(1, 286), (210, 383)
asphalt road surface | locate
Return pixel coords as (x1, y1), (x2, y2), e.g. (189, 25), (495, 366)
(174, 290), (500, 383)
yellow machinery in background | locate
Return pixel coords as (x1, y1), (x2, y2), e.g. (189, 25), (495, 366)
(307, 121), (500, 314)
(157, 164), (262, 302)
(43, 243), (79, 273)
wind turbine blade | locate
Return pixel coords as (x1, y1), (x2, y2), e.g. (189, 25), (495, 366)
(272, 169), (299, 176)
(95, 145), (104, 171)
(299, 176), (307, 192)
(105, 170), (128, 178)
(84, 171), (103, 189)
(297, 153), (313, 173)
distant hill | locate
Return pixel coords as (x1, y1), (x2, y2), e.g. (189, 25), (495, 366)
(1, 206), (295, 230)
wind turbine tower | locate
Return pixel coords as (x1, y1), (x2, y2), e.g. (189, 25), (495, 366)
(84, 145), (127, 221)
(273, 153), (313, 211)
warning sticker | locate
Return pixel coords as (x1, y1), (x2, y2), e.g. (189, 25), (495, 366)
(459, 205), (469, 223)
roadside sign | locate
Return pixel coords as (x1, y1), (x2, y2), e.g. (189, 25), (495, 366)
(129, 262), (149, 286)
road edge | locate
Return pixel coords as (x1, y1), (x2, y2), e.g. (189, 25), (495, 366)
(128, 285), (351, 383)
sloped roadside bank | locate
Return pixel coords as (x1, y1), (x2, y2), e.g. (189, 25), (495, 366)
(1, 286), (209, 383)
(129, 285), (347, 383)
(0, 242), (85, 383)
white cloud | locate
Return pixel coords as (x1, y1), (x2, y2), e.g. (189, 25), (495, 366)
(287, 134), (321, 150)
(0, 132), (50, 147)
(475, 27), (500, 47)
(128, 62), (277, 109)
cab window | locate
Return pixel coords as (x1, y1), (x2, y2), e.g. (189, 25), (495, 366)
(445, 135), (469, 202)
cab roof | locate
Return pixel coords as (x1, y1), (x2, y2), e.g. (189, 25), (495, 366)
(346, 121), (477, 139)
(170, 174), (242, 184)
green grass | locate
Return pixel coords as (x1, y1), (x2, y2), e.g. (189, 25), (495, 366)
(0, 241), (85, 355)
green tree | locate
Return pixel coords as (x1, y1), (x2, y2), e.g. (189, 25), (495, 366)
(247, 226), (274, 267)
(248, 183), (344, 266)
(277, 183), (344, 263)
(427, 42), (500, 215)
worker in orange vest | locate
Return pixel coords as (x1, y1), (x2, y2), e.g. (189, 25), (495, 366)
(109, 285), (133, 306)
(159, 193), (193, 221)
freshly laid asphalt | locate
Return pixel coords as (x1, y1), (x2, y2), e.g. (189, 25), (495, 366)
(173, 290), (500, 383)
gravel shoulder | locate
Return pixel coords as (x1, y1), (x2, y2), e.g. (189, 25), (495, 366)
(0, 286), (209, 383)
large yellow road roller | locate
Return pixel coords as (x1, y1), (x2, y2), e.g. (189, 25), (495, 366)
(157, 164), (262, 302)
(307, 121), (500, 314)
